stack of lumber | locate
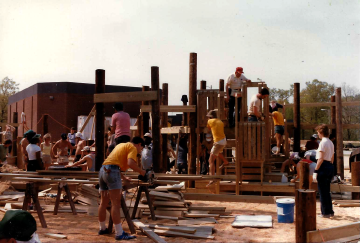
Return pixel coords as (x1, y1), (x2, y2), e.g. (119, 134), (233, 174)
(332, 199), (360, 207)
(133, 219), (215, 241)
(73, 184), (99, 206)
(0, 192), (25, 211)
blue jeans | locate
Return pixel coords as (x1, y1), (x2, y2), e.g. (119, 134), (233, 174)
(248, 116), (258, 122)
(99, 165), (122, 191)
(317, 161), (334, 215)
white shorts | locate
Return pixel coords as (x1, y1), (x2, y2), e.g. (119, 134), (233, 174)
(211, 138), (227, 156)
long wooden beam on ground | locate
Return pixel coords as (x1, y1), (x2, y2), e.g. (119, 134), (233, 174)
(133, 220), (167, 243)
(284, 101), (360, 108)
(307, 222), (360, 243)
(141, 105), (196, 113)
(94, 91), (158, 103)
(183, 193), (275, 204)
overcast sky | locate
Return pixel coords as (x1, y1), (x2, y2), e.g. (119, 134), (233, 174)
(1, 0), (359, 106)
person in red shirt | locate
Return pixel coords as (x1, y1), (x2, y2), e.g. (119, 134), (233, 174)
(305, 135), (319, 151)
(111, 102), (131, 145)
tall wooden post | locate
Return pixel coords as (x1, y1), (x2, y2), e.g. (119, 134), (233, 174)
(161, 83), (168, 173)
(330, 96), (336, 137)
(219, 79), (224, 92)
(12, 112), (18, 156)
(151, 67), (161, 173)
(95, 69), (105, 171)
(43, 115), (48, 135)
(181, 95), (188, 126)
(137, 114), (142, 137)
(295, 189), (316, 243)
(299, 162), (310, 189)
(142, 86), (150, 134)
(293, 83), (301, 152)
(335, 88), (344, 179)
(188, 53), (197, 177)
(351, 162), (360, 199)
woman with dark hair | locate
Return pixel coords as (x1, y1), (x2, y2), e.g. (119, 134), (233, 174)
(26, 134), (44, 171)
(313, 124), (335, 218)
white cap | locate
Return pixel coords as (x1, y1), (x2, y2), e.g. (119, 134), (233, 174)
(81, 146), (91, 152)
(144, 132), (152, 138)
(312, 134), (318, 139)
(75, 132), (83, 139)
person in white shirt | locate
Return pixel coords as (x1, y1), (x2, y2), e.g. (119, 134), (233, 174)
(248, 88), (269, 121)
(313, 124), (335, 218)
(226, 67), (251, 127)
(26, 134), (43, 171)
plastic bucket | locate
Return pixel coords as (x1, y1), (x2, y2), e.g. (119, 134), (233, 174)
(276, 198), (295, 223)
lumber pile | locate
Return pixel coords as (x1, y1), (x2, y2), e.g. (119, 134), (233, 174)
(73, 184), (99, 206)
(133, 219), (215, 241)
(332, 199), (360, 207)
(0, 164), (24, 173)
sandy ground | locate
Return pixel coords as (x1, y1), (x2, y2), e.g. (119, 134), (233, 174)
(1, 194), (359, 243)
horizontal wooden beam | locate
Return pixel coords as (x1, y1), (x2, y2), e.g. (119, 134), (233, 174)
(94, 91), (158, 103)
(141, 105), (196, 113)
(286, 123), (360, 130)
(183, 193), (275, 204)
(284, 101), (360, 108)
(0, 123), (20, 127)
(161, 126), (190, 134)
(307, 222), (360, 243)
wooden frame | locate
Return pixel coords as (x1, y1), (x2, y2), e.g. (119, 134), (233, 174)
(141, 105), (196, 113)
(94, 91), (158, 103)
(307, 222), (360, 243)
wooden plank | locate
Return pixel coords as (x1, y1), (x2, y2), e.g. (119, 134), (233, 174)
(146, 224), (196, 234)
(154, 210), (184, 217)
(10, 177), (98, 184)
(257, 123), (261, 161)
(184, 213), (220, 218)
(335, 203), (360, 207)
(154, 215), (179, 220)
(189, 206), (226, 211)
(160, 126), (190, 134)
(149, 191), (182, 201)
(133, 220), (167, 243)
(94, 91), (158, 103)
(141, 105), (196, 113)
(251, 123), (256, 159)
(307, 222), (360, 243)
(232, 215), (273, 228)
(247, 122), (252, 160)
(177, 218), (218, 225)
(79, 105), (96, 133)
(154, 229), (214, 240)
(153, 185), (184, 191)
(333, 200), (360, 204)
(44, 233), (67, 239)
(183, 193), (275, 204)
(153, 201), (185, 207)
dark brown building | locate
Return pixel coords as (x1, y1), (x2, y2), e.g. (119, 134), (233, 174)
(8, 82), (142, 137)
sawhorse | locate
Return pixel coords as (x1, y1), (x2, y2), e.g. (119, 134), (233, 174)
(131, 185), (156, 220)
(22, 182), (47, 228)
(54, 182), (77, 215)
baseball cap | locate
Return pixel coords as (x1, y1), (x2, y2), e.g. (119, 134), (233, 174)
(23, 130), (36, 138)
(236, 67), (244, 73)
(81, 146), (91, 152)
(144, 132), (152, 138)
(0, 210), (37, 241)
(312, 134), (318, 139)
(206, 110), (217, 118)
(75, 132), (83, 139)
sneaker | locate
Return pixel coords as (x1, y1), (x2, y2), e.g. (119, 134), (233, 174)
(98, 228), (110, 235)
(115, 231), (136, 240)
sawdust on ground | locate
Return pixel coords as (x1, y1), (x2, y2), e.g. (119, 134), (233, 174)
(1, 198), (358, 243)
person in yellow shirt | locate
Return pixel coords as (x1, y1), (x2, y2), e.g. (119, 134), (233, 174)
(270, 111), (284, 155)
(97, 137), (146, 240)
(206, 110), (228, 186)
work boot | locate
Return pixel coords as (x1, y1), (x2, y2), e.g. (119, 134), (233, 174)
(115, 231), (136, 240)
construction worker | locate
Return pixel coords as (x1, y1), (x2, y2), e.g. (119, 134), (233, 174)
(205, 110), (228, 186)
(270, 111), (284, 155)
(97, 137), (146, 240)
(248, 88), (269, 122)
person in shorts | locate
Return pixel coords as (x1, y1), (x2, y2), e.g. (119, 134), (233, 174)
(97, 137), (146, 241)
(290, 156), (317, 184)
(206, 110), (228, 186)
(40, 133), (53, 170)
(270, 111), (284, 154)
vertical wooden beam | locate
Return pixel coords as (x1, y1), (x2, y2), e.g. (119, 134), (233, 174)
(161, 83), (168, 172)
(198, 83), (206, 175)
(188, 53), (197, 177)
(142, 86), (150, 134)
(299, 162), (310, 189)
(351, 162), (360, 199)
(330, 96), (336, 137)
(181, 95), (188, 126)
(151, 67), (161, 173)
(12, 112), (18, 156)
(295, 189), (316, 243)
(335, 87), (344, 179)
(293, 83), (301, 153)
(95, 69), (105, 171)
(219, 79), (224, 92)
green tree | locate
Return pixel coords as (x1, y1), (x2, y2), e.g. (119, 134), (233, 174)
(269, 85), (294, 121)
(0, 77), (19, 123)
(341, 82), (360, 141)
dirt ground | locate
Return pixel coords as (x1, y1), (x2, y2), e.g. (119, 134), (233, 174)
(1, 194), (359, 243)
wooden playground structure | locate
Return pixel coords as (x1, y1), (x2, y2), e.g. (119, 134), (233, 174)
(90, 52), (360, 196)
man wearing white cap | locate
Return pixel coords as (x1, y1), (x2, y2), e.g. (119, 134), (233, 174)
(73, 132), (86, 162)
(66, 146), (95, 171)
(141, 133), (153, 170)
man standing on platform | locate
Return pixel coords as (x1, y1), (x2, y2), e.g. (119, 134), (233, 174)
(206, 110), (228, 186)
(248, 88), (269, 122)
(226, 67), (251, 127)
(97, 137), (146, 240)
(111, 102), (131, 145)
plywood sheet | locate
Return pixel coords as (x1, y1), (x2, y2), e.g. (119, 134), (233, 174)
(231, 215), (273, 228)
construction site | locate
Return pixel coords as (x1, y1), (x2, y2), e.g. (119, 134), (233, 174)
(0, 52), (359, 242)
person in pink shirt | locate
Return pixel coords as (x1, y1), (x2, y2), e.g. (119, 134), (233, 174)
(111, 102), (131, 145)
